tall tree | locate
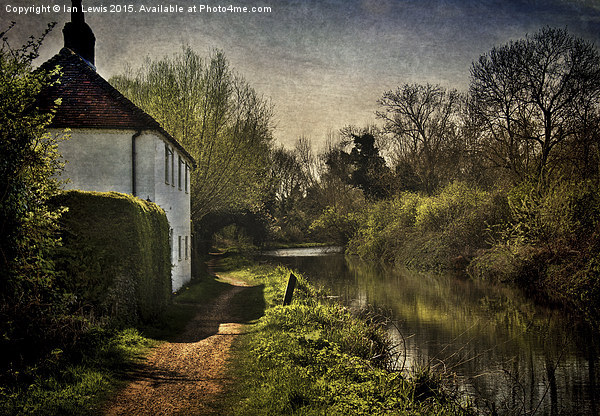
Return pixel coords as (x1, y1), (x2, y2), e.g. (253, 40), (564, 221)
(346, 132), (392, 199)
(110, 47), (274, 223)
(316, 134), (364, 212)
(294, 136), (318, 188)
(377, 83), (463, 194)
(322, 128), (392, 200)
(470, 27), (600, 185)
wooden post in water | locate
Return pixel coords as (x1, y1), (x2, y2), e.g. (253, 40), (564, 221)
(283, 273), (297, 306)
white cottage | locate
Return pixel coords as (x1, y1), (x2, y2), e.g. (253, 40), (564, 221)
(39, 3), (195, 291)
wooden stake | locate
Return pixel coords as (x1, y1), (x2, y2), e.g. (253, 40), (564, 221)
(283, 273), (297, 306)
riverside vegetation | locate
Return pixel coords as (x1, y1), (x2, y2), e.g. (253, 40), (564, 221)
(203, 258), (476, 415)
(312, 179), (600, 326)
(302, 28), (600, 328)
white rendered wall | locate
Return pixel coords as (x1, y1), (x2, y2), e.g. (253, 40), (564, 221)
(146, 133), (192, 292)
(57, 128), (133, 193)
(55, 128), (193, 292)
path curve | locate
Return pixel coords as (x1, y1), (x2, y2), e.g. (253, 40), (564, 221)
(103, 275), (250, 416)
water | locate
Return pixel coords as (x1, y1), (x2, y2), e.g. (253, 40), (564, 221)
(259, 247), (600, 416)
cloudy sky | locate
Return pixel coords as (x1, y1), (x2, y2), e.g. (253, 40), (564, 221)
(3, 0), (600, 148)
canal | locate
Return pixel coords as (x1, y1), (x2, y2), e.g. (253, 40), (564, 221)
(260, 247), (599, 416)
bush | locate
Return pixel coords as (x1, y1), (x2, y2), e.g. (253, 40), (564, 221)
(468, 180), (600, 324)
(54, 191), (172, 324)
(309, 206), (363, 244)
(507, 180), (600, 251)
(348, 183), (510, 270)
(0, 22), (72, 373)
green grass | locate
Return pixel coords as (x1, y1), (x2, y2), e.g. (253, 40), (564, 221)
(219, 260), (475, 416)
(0, 328), (154, 416)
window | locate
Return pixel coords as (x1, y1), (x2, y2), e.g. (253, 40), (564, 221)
(185, 236), (189, 259)
(178, 235), (182, 260)
(164, 145), (171, 184)
(171, 149), (175, 186)
(178, 157), (183, 190)
(184, 163), (189, 193)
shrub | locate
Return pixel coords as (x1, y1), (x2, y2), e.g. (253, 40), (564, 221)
(468, 180), (600, 325)
(54, 190), (172, 324)
(0, 22), (73, 373)
(309, 206), (363, 244)
(507, 180), (600, 252)
(348, 183), (510, 269)
(347, 194), (419, 261)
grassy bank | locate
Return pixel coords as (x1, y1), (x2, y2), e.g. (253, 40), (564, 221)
(219, 260), (474, 415)
(0, 328), (159, 416)
(0, 273), (226, 416)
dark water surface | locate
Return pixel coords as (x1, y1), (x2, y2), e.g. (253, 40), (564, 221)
(259, 247), (600, 416)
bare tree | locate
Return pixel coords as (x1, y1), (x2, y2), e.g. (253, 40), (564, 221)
(269, 146), (305, 215)
(313, 133), (365, 212)
(470, 27), (600, 185)
(377, 83), (463, 194)
(294, 136), (318, 187)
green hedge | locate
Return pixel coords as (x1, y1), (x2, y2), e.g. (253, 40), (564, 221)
(54, 190), (171, 324)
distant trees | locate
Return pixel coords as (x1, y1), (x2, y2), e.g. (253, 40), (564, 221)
(313, 134), (365, 213)
(377, 83), (463, 194)
(110, 47), (274, 223)
(321, 127), (392, 200)
(371, 28), (600, 195)
(114, 27), (600, 248)
(470, 27), (600, 185)
(344, 131), (392, 199)
(275, 27), (600, 246)
(269, 146), (306, 216)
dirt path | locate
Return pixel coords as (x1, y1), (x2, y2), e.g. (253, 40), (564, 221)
(103, 275), (251, 416)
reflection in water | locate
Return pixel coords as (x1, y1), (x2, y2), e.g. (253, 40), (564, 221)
(259, 249), (600, 416)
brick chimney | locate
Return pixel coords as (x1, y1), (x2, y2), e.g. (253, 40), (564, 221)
(62, 0), (96, 66)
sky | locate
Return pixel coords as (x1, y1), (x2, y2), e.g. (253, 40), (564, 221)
(3, 0), (600, 149)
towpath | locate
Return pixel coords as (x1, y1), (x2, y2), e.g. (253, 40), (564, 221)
(103, 273), (252, 416)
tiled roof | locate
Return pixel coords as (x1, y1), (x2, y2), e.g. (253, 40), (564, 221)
(38, 48), (195, 167)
